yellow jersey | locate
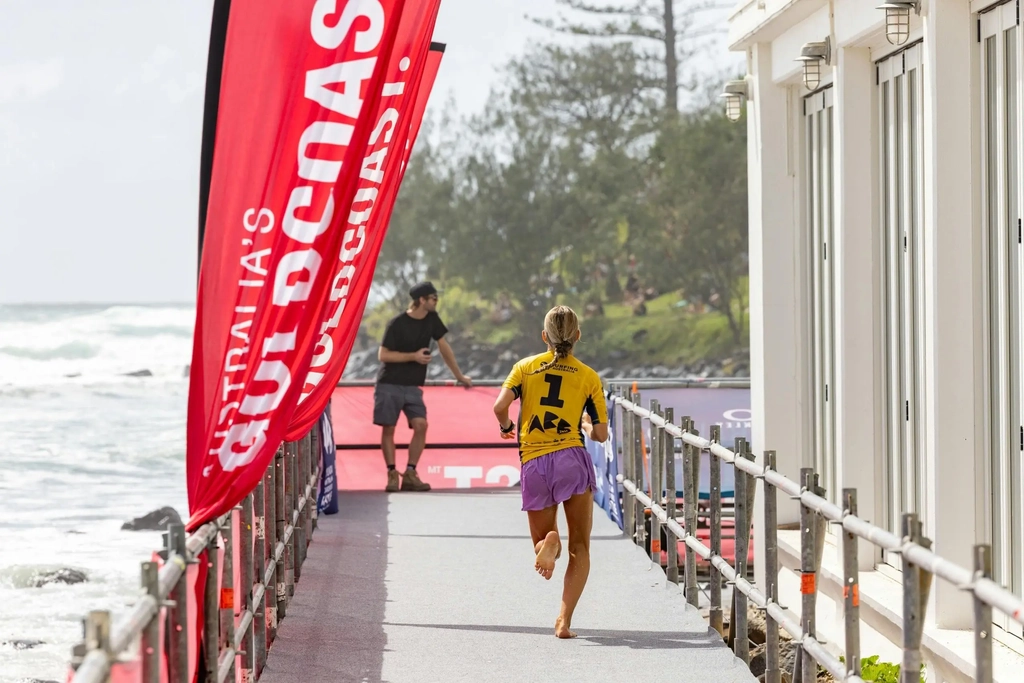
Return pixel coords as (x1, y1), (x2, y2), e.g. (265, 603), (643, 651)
(502, 352), (608, 464)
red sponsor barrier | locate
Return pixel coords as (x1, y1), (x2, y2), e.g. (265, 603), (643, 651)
(656, 523), (756, 570)
(332, 384), (518, 446)
(336, 448), (522, 491)
(330, 384), (522, 490)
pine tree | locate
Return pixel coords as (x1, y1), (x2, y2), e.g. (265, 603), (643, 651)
(532, 0), (727, 112)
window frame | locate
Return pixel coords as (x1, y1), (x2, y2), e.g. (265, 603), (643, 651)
(805, 87), (838, 505)
(876, 44), (927, 570)
(979, 1), (1024, 642)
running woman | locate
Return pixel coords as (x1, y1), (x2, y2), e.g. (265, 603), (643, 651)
(492, 305), (608, 639)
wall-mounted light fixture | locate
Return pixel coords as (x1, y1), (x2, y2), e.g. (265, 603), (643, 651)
(720, 79), (752, 122)
(795, 38), (831, 91)
(876, 1), (920, 46)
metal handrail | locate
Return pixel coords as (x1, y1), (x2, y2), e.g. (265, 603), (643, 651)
(611, 389), (1019, 683)
(68, 429), (322, 683)
(606, 378), (751, 390)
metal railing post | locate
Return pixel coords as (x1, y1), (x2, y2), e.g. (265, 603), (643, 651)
(812, 474), (828, 579)
(240, 493), (255, 683)
(730, 437), (749, 663)
(649, 399), (662, 565)
(266, 459), (279, 640)
(797, 468), (816, 683)
(842, 489), (861, 679)
(709, 424), (724, 636)
(620, 392), (634, 538)
(203, 534), (219, 678)
(288, 440), (299, 589)
(310, 425), (321, 532)
(139, 565), (160, 683)
(167, 523), (189, 683)
(632, 393), (645, 549)
(974, 544), (994, 683)
(763, 451), (780, 683)
(253, 479), (268, 675)
(295, 436), (305, 576)
(275, 447), (289, 621)
(298, 433), (309, 569)
(140, 562), (160, 683)
(220, 513), (236, 682)
(901, 513), (929, 683)
(306, 431), (313, 549)
(664, 407), (678, 585)
(84, 611), (111, 683)
(688, 421), (702, 602)
(682, 416), (698, 606)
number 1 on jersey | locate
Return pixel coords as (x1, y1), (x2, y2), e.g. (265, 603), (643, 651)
(539, 373), (564, 408)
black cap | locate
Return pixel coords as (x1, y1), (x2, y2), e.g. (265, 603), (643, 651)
(409, 281), (438, 300)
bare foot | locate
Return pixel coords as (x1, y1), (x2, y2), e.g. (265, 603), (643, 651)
(554, 616), (576, 639)
(534, 531), (560, 580)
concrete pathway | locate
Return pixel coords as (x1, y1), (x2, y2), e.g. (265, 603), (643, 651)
(260, 489), (755, 683)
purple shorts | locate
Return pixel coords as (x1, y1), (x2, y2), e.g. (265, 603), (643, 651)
(520, 446), (597, 511)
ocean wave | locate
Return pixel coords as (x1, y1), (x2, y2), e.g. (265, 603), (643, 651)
(0, 342), (99, 361)
(110, 323), (193, 338)
(0, 387), (60, 400)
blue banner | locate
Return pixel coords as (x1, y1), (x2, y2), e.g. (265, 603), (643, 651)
(317, 402), (339, 515)
(584, 407), (622, 530)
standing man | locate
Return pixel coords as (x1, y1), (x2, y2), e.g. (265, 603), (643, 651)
(374, 281), (472, 492)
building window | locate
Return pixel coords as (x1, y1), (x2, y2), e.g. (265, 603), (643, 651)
(805, 88), (837, 503)
(980, 2), (1023, 640)
(877, 45), (925, 562)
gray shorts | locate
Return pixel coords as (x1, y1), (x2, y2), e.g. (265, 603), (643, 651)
(373, 383), (427, 427)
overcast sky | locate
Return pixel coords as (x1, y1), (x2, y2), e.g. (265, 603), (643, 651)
(0, 0), (736, 305)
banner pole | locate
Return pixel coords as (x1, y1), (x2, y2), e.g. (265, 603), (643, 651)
(197, 0), (231, 276)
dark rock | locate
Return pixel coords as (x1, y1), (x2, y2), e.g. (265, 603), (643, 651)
(18, 679), (60, 683)
(28, 569), (87, 587)
(750, 644), (767, 678)
(122, 506), (182, 531)
(64, 373), (81, 378)
(123, 369), (153, 377)
(2, 639), (44, 650)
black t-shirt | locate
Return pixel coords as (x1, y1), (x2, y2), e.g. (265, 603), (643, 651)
(376, 311), (448, 386)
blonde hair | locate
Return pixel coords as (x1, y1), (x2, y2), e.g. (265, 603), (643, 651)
(529, 306), (580, 374)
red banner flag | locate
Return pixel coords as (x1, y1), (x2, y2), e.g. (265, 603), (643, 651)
(186, 0), (410, 531)
(284, 9), (444, 440)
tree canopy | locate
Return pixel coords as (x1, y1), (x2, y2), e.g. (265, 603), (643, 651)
(371, 35), (748, 358)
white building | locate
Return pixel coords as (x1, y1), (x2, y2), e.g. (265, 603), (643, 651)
(728, 1), (1024, 680)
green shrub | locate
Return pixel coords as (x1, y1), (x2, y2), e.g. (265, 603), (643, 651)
(840, 655), (925, 683)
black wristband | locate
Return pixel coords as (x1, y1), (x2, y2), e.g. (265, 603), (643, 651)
(500, 421), (515, 434)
